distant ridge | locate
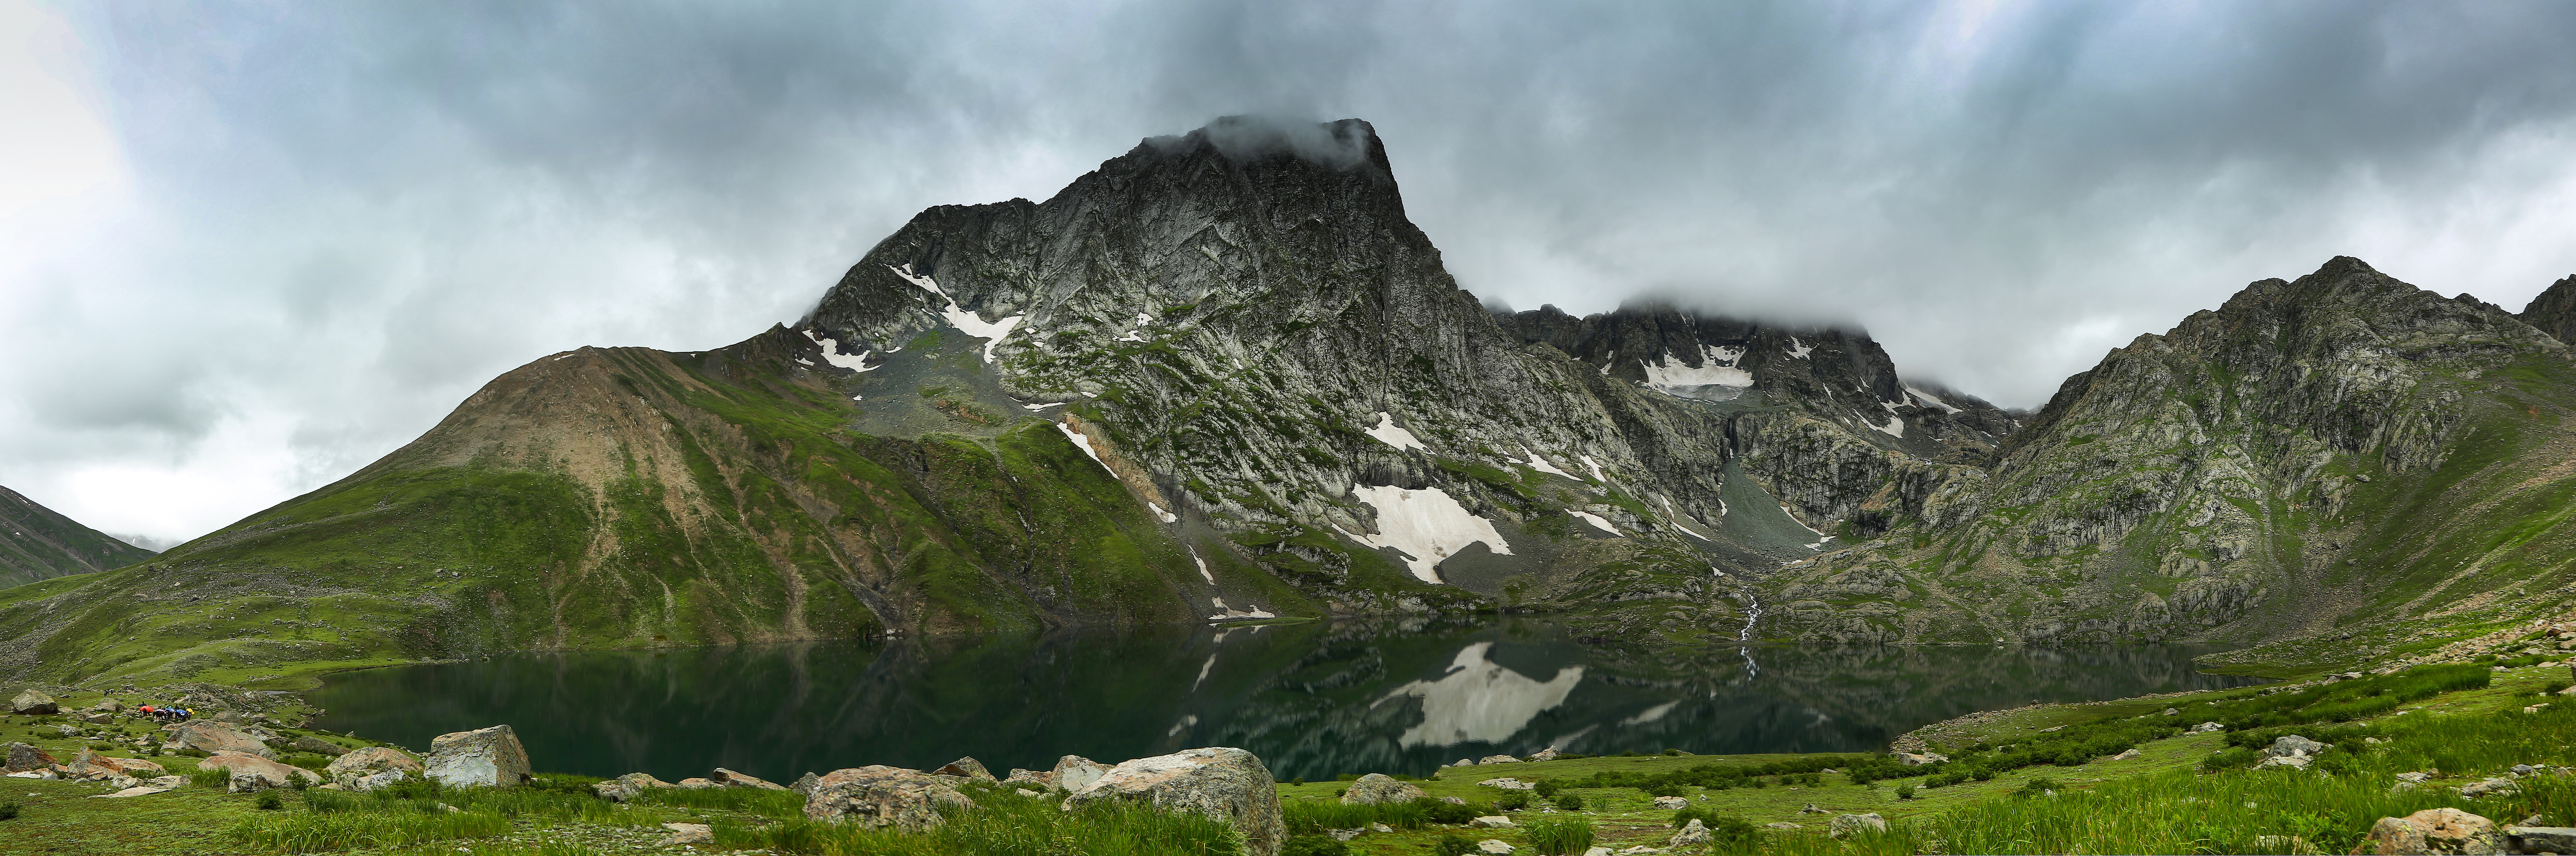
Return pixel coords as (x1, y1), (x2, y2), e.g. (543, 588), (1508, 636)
(0, 485), (156, 587)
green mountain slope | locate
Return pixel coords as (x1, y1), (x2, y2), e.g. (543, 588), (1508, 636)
(0, 485), (155, 587)
(1759, 258), (2576, 658)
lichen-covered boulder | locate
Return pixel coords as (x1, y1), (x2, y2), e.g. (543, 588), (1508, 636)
(595, 771), (674, 802)
(424, 725), (531, 788)
(2360, 808), (2500, 855)
(326, 746), (422, 786)
(1061, 747), (1286, 856)
(712, 767), (790, 790)
(4, 742), (58, 773)
(1671, 819), (1713, 847)
(1341, 773), (1426, 805)
(69, 749), (165, 782)
(9, 690), (57, 715)
(804, 765), (977, 832)
(1052, 755), (1110, 792)
(934, 757), (997, 783)
(169, 721), (277, 760)
(199, 752), (321, 792)
(2264, 735), (2325, 758)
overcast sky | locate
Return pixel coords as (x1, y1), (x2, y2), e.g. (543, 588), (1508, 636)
(6, 0), (2575, 547)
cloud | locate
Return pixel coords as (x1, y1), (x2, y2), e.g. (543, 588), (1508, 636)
(4, 0), (2576, 542)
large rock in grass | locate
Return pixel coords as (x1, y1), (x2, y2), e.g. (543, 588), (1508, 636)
(424, 725), (531, 788)
(1053, 755), (1110, 792)
(1341, 773), (1426, 805)
(2361, 808), (2501, 855)
(290, 736), (350, 757)
(4, 742), (57, 773)
(9, 690), (57, 714)
(805, 765), (977, 832)
(595, 771), (674, 802)
(1830, 813), (1889, 839)
(1061, 747), (1286, 856)
(711, 767), (790, 790)
(2506, 827), (2576, 855)
(168, 721), (276, 760)
(326, 746), (422, 786)
(69, 749), (165, 782)
(1671, 819), (1713, 847)
(199, 751), (320, 792)
(933, 757), (997, 783)
(2264, 735), (2325, 758)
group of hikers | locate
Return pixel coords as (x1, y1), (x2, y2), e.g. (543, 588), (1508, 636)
(135, 703), (195, 723)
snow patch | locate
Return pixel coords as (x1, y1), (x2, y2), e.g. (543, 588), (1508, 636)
(1660, 497), (1712, 541)
(1349, 484), (1513, 583)
(1569, 511), (1621, 535)
(1022, 401), (1064, 411)
(1786, 338), (1813, 360)
(1905, 385), (1960, 414)
(1364, 412), (1428, 451)
(1115, 330), (1147, 343)
(1055, 423), (1113, 474)
(1192, 551), (1216, 585)
(1519, 447), (1573, 479)
(1135, 312), (1154, 326)
(1577, 454), (1606, 482)
(887, 264), (1023, 364)
(1870, 414), (1906, 438)
(1640, 345), (1752, 392)
(1621, 701), (1680, 726)
(801, 329), (879, 372)
(1147, 501), (1178, 524)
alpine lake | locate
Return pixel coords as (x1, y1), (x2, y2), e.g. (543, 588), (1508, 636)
(309, 617), (2262, 784)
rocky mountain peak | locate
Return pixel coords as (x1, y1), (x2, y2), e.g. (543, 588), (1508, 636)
(2523, 273), (2576, 346)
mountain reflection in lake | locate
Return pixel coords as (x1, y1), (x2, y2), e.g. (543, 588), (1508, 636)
(310, 617), (2261, 783)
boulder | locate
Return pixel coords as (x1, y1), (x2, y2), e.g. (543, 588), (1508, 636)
(1477, 841), (1515, 854)
(1470, 816), (1515, 829)
(68, 749), (165, 782)
(2360, 808), (2500, 855)
(2505, 827), (2576, 855)
(424, 725), (532, 788)
(663, 823), (713, 845)
(326, 747), (423, 786)
(2459, 778), (2519, 799)
(349, 770), (409, 793)
(2192, 722), (2225, 733)
(8, 689), (57, 714)
(1670, 819), (1713, 847)
(1830, 813), (1889, 839)
(1654, 796), (1688, 810)
(290, 736), (350, 757)
(199, 752), (320, 792)
(2265, 735), (2326, 758)
(933, 757), (997, 783)
(805, 765), (978, 832)
(594, 772), (673, 802)
(1052, 755), (1110, 793)
(791, 772), (820, 794)
(677, 778), (719, 788)
(1479, 777), (1536, 790)
(1060, 747), (1286, 856)
(712, 767), (790, 790)
(2105, 748), (2142, 762)
(1529, 748), (1562, 762)
(168, 721), (276, 760)
(1341, 773), (1426, 805)
(1479, 755), (1520, 765)
(5, 742), (59, 773)
(1896, 752), (1949, 766)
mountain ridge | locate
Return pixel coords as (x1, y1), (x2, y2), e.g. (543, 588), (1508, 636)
(0, 485), (156, 588)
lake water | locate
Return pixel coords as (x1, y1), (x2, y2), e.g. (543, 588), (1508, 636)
(310, 617), (2261, 783)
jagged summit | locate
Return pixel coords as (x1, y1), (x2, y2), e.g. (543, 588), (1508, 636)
(2524, 273), (2576, 346)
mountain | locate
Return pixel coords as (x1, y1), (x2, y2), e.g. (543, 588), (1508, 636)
(0, 485), (156, 586)
(5, 117), (2574, 686)
(2526, 274), (2576, 345)
(1761, 257), (2576, 661)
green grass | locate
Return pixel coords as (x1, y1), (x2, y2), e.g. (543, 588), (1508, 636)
(709, 785), (1244, 855)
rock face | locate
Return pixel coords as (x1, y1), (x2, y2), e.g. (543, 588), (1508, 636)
(805, 766), (977, 832)
(2524, 275), (2576, 347)
(326, 747), (422, 787)
(9, 689), (57, 714)
(1061, 748), (1287, 856)
(423, 725), (532, 788)
(1341, 773), (1426, 805)
(1053, 755), (1110, 793)
(168, 721), (276, 760)
(2362, 808), (2500, 855)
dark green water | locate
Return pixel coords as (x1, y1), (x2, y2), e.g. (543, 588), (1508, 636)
(309, 618), (2261, 784)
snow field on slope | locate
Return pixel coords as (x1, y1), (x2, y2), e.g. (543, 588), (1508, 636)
(801, 330), (878, 372)
(1569, 510), (1621, 535)
(1055, 423), (1113, 474)
(1640, 344), (1752, 390)
(887, 263), (1023, 364)
(1905, 385), (1960, 413)
(1519, 446), (1574, 479)
(1347, 483), (1513, 583)
(1364, 412), (1428, 451)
